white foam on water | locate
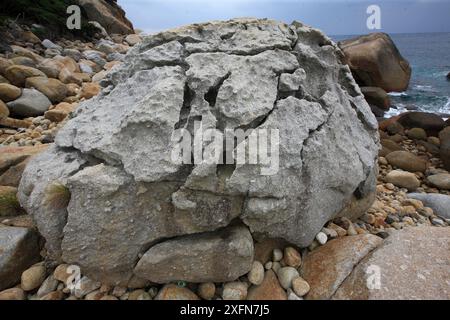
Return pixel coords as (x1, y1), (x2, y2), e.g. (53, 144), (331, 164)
(388, 91), (408, 97)
(438, 97), (450, 114)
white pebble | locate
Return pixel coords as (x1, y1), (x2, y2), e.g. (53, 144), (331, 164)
(315, 231), (328, 245)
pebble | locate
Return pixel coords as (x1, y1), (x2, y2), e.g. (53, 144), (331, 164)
(248, 261), (265, 285)
(287, 288), (303, 300)
(276, 267), (299, 290)
(128, 289), (151, 300)
(283, 247), (302, 268)
(264, 261), (273, 270)
(222, 282), (248, 300)
(431, 218), (445, 226)
(73, 276), (101, 298)
(271, 261), (281, 273)
(21, 264), (46, 291)
(198, 282), (216, 300)
(0, 288), (26, 300)
(37, 275), (59, 298)
(292, 276), (310, 297)
(315, 231), (328, 245)
(272, 248), (283, 262)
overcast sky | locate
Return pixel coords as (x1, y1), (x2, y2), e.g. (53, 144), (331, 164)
(117, 0), (450, 36)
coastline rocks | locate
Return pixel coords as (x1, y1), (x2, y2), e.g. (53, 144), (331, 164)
(0, 227), (41, 291)
(4, 65), (47, 87)
(427, 174), (450, 190)
(6, 88), (52, 117)
(18, 19), (379, 285)
(300, 234), (383, 300)
(360, 86), (390, 110)
(339, 33), (411, 92)
(25, 77), (68, 103)
(247, 269), (287, 300)
(75, 0), (134, 35)
(134, 225), (254, 283)
(333, 227), (450, 300)
(439, 127), (450, 171)
(385, 151), (427, 172)
(407, 193), (450, 219)
(398, 112), (445, 136)
(385, 170), (420, 191)
(0, 83), (21, 102)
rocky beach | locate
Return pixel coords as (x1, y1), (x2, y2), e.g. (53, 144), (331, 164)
(0, 1), (449, 301)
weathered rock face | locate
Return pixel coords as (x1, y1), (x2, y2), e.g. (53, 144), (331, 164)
(19, 19), (379, 286)
(339, 33), (411, 93)
(75, 0), (134, 35)
(333, 227), (450, 300)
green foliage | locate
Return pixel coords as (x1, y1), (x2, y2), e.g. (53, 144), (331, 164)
(0, 188), (21, 217)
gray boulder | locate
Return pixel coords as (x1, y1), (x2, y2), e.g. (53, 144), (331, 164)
(134, 224), (254, 283)
(407, 193), (450, 219)
(0, 226), (41, 291)
(19, 18), (379, 286)
(6, 88), (52, 117)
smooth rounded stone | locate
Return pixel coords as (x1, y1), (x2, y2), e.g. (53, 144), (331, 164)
(247, 270), (287, 300)
(264, 261), (273, 270)
(272, 248), (283, 262)
(4, 65), (47, 87)
(84, 290), (105, 300)
(53, 264), (71, 283)
(339, 33), (410, 92)
(11, 56), (37, 68)
(272, 262), (281, 273)
(0, 227), (40, 291)
(18, 18), (379, 286)
(128, 289), (151, 300)
(91, 70), (107, 82)
(427, 174), (450, 190)
(0, 57), (13, 75)
(398, 112), (445, 136)
(276, 267), (299, 290)
(427, 136), (440, 146)
(6, 88), (52, 117)
(83, 50), (107, 67)
(111, 286), (127, 297)
(287, 288), (302, 300)
(37, 275), (59, 298)
(44, 102), (77, 122)
(62, 49), (82, 62)
(222, 282), (248, 300)
(134, 225), (254, 283)
(322, 227), (338, 239)
(155, 284), (200, 300)
(407, 193), (450, 219)
(73, 276), (101, 298)
(283, 247), (302, 268)
(385, 170), (420, 191)
(42, 39), (62, 51)
(381, 139), (403, 152)
(58, 68), (83, 85)
(407, 128), (427, 140)
(0, 75), (10, 84)
(78, 82), (100, 100)
(25, 76), (68, 103)
(360, 86), (390, 110)
(334, 227), (450, 300)
(301, 234), (383, 300)
(292, 277), (310, 297)
(125, 34), (142, 46)
(37, 58), (65, 78)
(440, 127), (450, 171)
(0, 100), (9, 119)
(198, 282), (216, 300)
(386, 151), (428, 173)
(315, 232), (328, 245)
(0, 288), (26, 300)
(21, 264), (46, 291)
(0, 186), (23, 217)
(0, 83), (22, 102)
(248, 261), (265, 285)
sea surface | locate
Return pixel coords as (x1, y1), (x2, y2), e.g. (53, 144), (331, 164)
(333, 32), (450, 117)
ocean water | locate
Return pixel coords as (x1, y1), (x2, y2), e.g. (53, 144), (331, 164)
(333, 33), (450, 117)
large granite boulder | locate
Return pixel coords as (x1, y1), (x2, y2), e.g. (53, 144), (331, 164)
(339, 33), (411, 93)
(18, 19), (379, 286)
(333, 227), (450, 300)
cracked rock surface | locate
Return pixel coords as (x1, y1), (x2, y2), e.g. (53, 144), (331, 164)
(18, 18), (379, 286)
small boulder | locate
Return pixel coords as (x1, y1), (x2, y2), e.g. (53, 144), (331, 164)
(0, 227), (41, 291)
(155, 284), (199, 300)
(439, 127), (450, 171)
(44, 102), (77, 122)
(427, 174), (450, 190)
(385, 170), (420, 191)
(0, 100), (9, 119)
(0, 83), (22, 102)
(25, 76), (68, 103)
(4, 65), (46, 87)
(6, 88), (52, 117)
(21, 264), (46, 291)
(385, 151), (428, 172)
(407, 193), (450, 219)
(398, 112), (445, 136)
(0, 287), (26, 300)
(247, 270), (287, 300)
(407, 127), (427, 140)
(360, 86), (391, 110)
